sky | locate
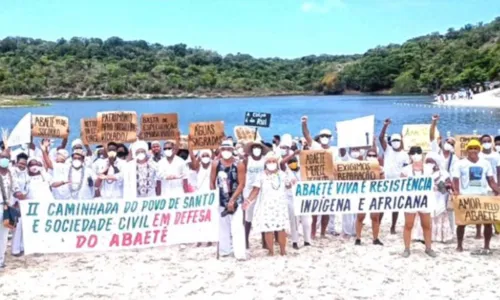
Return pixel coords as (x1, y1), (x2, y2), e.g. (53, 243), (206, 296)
(0, 0), (499, 58)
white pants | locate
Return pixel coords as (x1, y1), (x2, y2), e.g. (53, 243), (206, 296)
(327, 214), (337, 233)
(342, 214), (356, 236)
(219, 207), (246, 260)
(0, 225), (9, 265)
(244, 202), (256, 223)
(288, 197), (311, 243)
(11, 218), (23, 255)
(447, 211), (455, 233)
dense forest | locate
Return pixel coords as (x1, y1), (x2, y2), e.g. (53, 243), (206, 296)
(0, 17), (499, 97)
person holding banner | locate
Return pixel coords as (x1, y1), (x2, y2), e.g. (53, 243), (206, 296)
(94, 149), (123, 199)
(400, 146), (437, 258)
(244, 152), (291, 256)
(453, 139), (500, 254)
(379, 118), (409, 235)
(286, 157), (312, 249)
(158, 140), (189, 195)
(242, 141), (267, 249)
(211, 140), (246, 260)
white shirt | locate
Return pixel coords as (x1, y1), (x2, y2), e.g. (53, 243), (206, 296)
(26, 172), (54, 201)
(453, 158), (493, 195)
(196, 164), (212, 192)
(430, 140), (459, 173)
(479, 151), (500, 182)
(0, 171), (20, 206)
(99, 163), (124, 199)
(383, 146), (410, 179)
(158, 156), (187, 195)
(52, 165), (96, 200)
(244, 156), (265, 198)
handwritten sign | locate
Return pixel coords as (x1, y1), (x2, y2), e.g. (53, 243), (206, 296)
(141, 113), (179, 141)
(234, 126), (262, 142)
(20, 190), (220, 254)
(97, 111), (137, 143)
(80, 118), (102, 145)
(336, 115), (374, 148)
(31, 115), (69, 139)
(293, 177), (435, 215)
(402, 124), (439, 152)
(244, 111), (271, 128)
(334, 161), (380, 180)
(299, 150), (334, 181)
(454, 135), (480, 158)
(189, 121), (225, 150)
(453, 195), (500, 225)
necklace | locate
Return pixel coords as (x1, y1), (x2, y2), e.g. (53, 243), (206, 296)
(68, 167), (85, 199)
(136, 162), (153, 196)
(269, 172), (281, 190)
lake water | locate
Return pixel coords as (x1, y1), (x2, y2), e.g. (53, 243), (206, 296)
(3, 95), (500, 144)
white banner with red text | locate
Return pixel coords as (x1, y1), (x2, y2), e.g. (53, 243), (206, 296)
(293, 177), (435, 215)
(20, 190), (219, 254)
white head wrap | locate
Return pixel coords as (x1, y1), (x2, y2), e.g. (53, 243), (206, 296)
(264, 151), (280, 163)
(57, 149), (69, 160)
(132, 141), (148, 158)
(71, 138), (83, 149)
(280, 134), (293, 148)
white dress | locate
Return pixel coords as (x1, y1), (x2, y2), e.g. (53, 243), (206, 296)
(252, 171), (290, 233)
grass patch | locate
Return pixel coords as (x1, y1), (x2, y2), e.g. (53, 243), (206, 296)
(0, 98), (50, 107)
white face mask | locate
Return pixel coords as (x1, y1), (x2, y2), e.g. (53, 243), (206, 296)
(266, 163), (278, 171)
(483, 142), (492, 150)
(320, 137), (330, 145)
(164, 149), (173, 157)
(72, 159), (83, 169)
(496, 145), (500, 152)
(221, 151), (232, 160)
(252, 148), (262, 157)
(136, 153), (146, 161)
(280, 149), (288, 157)
(412, 154), (423, 162)
(201, 157), (211, 164)
(350, 151), (360, 158)
(29, 166), (40, 173)
(444, 143), (454, 152)
(391, 141), (401, 149)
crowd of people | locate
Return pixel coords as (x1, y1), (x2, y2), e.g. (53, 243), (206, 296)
(1, 113), (500, 269)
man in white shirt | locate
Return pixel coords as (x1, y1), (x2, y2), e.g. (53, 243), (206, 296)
(51, 149), (95, 200)
(478, 134), (500, 188)
(379, 118), (410, 234)
(453, 139), (500, 254)
(158, 140), (189, 195)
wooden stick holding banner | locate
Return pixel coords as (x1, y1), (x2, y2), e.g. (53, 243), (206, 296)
(254, 127), (258, 141)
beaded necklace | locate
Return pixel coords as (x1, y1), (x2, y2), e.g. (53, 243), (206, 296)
(68, 167), (85, 199)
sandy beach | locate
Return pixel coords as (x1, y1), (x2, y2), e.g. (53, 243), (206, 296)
(1, 217), (499, 300)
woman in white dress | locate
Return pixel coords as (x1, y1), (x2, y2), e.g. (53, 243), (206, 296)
(400, 146), (436, 258)
(243, 152), (291, 256)
(412, 151), (454, 244)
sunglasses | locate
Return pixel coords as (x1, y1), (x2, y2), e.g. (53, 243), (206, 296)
(164, 147), (173, 150)
(468, 147), (481, 151)
(319, 135), (332, 138)
(367, 154), (377, 157)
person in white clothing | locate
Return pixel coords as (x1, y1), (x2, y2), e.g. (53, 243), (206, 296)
(244, 152), (291, 256)
(51, 150), (95, 200)
(453, 139), (500, 254)
(301, 116), (339, 239)
(479, 134), (500, 187)
(10, 152), (29, 257)
(242, 140), (267, 249)
(70, 138), (93, 168)
(1, 150), (24, 264)
(211, 140), (246, 260)
(95, 149), (123, 199)
(285, 157), (312, 249)
(158, 140), (189, 195)
(49, 149), (71, 199)
(123, 141), (161, 198)
(379, 118), (410, 234)
(400, 146), (436, 258)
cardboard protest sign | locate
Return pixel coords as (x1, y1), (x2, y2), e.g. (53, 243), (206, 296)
(299, 150), (335, 181)
(453, 196), (500, 225)
(293, 177), (435, 215)
(234, 126), (262, 142)
(141, 113), (179, 141)
(336, 115), (374, 148)
(189, 121), (225, 150)
(20, 190), (219, 254)
(244, 112), (271, 128)
(80, 118), (102, 145)
(31, 115), (69, 139)
(334, 161), (381, 181)
(454, 135), (480, 158)
(97, 111), (137, 143)
(402, 124), (439, 152)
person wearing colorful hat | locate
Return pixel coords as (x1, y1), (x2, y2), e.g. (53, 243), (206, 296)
(453, 139), (500, 255)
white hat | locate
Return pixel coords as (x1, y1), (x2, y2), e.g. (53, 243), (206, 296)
(151, 141), (161, 146)
(71, 138), (83, 148)
(319, 129), (332, 136)
(390, 134), (402, 141)
(220, 140), (234, 149)
(280, 134), (293, 148)
(27, 156), (42, 165)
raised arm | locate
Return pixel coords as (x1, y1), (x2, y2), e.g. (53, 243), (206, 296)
(301, 116), (313, 146)
(379, 118), (391, 151)
(430, 114), (439, 142)
(210, 161), (218, 190)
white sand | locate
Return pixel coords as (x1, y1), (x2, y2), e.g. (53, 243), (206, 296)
(1, 217), (499, 300)
(432, 88), (500, 108)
